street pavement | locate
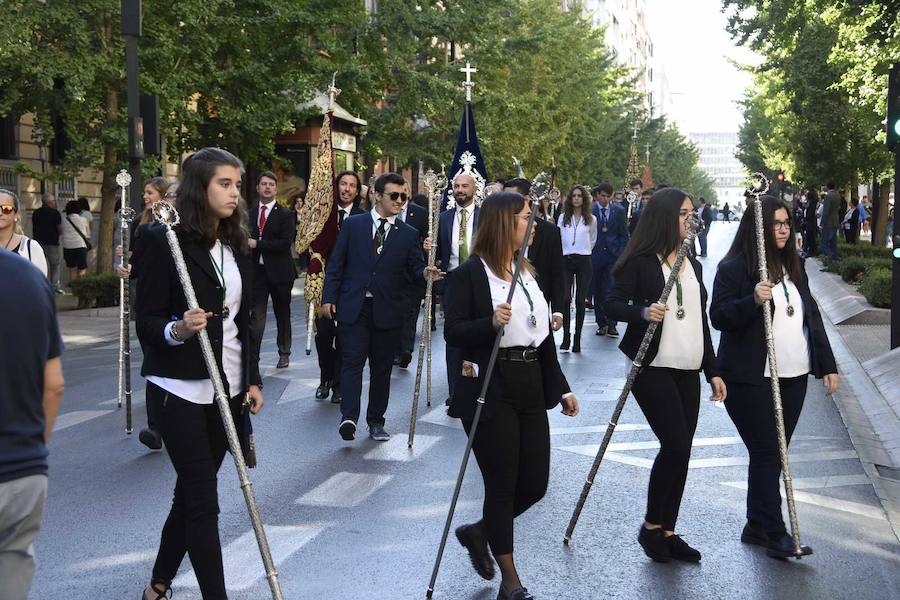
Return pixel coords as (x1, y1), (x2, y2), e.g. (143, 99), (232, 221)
(34, 223), (900, 599)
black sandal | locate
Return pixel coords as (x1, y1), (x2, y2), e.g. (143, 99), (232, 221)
(141, 582), (172, 600)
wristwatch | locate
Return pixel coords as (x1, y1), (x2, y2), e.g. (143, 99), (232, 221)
(169, 320), (184, 342)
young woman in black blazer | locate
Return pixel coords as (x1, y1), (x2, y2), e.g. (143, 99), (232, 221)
(136, 148), (264, 600)
(605, 188), (726, 563)
(444, 192), (579, 600)
(710, 195), (838, 558)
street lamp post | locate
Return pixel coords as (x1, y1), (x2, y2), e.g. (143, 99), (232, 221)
(122, 0), (143, 212)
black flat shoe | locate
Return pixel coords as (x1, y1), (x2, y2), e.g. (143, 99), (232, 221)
(638, 526), (671, 562)
(606, 325), (620, 337)
(595, 325), (607, 336)
(315, 381), (332, 400)
(455, 522), (495, 580)
(560, 334), (570, 351)
(276, 355), (289, 369)
(497, 586), (535, 600)
(572, 335), (581, 353)
(331, 390), (342, 404)
(141, 582), (171, 599)
(740, 521), (768, 547)
(339, 419), (356, 441)
(138, 428), (162, 450)
(665, 534), (701, 562)
(765, 532), (813, 558)
(398, 350), (412, 369)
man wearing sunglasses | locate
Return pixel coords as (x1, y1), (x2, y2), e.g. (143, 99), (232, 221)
(321, 172), (442, 442)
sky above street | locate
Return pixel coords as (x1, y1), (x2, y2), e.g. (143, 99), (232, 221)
(647, 0), (761, 134)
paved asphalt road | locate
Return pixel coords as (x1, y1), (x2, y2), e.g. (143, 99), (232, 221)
(33, 223), (899, 599)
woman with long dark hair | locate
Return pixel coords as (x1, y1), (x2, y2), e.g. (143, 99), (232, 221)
(557, 184), (596, 352)
(136, 148), (264, 600)
(710, 195), (838, 558)
(605, 188), (725, 563)
(445, 192), (579, 600)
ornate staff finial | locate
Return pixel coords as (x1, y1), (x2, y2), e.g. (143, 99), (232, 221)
(460, 62), (477, 102)
(327, 72), (341, 110)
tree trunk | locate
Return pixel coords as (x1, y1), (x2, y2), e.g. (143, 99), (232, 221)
(873, 177), (890, 247)
(97, 85), (120, 273)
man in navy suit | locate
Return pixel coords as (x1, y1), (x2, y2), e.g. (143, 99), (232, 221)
(436, 173), (478, 404)
(396, 183), (429, 368)
(321, 172), (439, 442)
(591, 182), (629, 337)
(315, 171), (365, 404)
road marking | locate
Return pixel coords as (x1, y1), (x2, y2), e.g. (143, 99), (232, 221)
(549, 424), (651, 435)
(387, 499), (481, 519)
(420, 405), (464, 430)
(53, 410), (114, 432)
(67, 550), (155, 572)
(297, 472), (393, 507)
(721, 479), (884, 520)
(364, 434), (441, 462)
(173, 524), (331, 591)
(276, 378), (325, 405)
(557, 446), (858, 469)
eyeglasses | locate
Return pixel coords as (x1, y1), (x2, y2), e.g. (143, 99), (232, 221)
(384, 191), (408, 202)
(773, 220), (792, 231)
(0, 204), (15, 215)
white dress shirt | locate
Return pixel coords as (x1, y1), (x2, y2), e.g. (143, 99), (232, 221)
(449, 204), (476, 270)
(150, 240), (244, 404)
(765, 274), (810, 378)
(557, 214), (598, 256)
(482, 259), (550, 348)
(257, 199), (277, 265)
(651, 259), (704, 370)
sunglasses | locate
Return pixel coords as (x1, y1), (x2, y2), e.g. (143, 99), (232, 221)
(0, 204), (15, 215)
(383, 191), (408, 202)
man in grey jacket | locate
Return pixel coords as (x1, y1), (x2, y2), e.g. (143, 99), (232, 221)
(820, 181), (840, 259)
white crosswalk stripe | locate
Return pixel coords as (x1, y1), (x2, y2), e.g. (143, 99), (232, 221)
(53, 409), (114, 432)
(296, 472), (393, 507)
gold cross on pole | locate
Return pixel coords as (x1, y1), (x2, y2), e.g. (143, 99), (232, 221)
(327, 72), (341, 110)
(460, 62), (477, 102)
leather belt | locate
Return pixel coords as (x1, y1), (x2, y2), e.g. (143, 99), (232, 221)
(498, 346), (539, 363)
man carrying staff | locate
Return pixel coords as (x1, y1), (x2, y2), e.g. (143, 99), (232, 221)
(315, 171), (365, 403)
(321, 172), (440, 442)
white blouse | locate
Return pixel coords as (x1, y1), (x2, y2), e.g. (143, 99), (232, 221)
(651, 259), (704, 370)
(482, 259), (550, 348)
(148, 240), (244, 404)
(764, 274), (810, 378)
(557, 214), (598, 256)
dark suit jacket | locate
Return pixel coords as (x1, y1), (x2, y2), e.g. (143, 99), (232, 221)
(605, 253), (719, 381)
(709, 255), (837, 385)
(821, 190), (840, 228)
(402, 203), (428, 241)
(628, 201), (645, 235)
(135, 227), (261, 392)
(322, 213), (426, 329)
(592, 203), (629, 260)
(436, 204), (479, 295)
(443, 257), (571, 421)
(698, 205), (713, 229)
(249, 202), (297, 284)
(528, 218), (565, 314)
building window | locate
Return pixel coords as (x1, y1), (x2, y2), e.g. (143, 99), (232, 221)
(0, 115), (15, 160)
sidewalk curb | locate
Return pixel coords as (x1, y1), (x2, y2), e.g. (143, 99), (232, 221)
(807, 261), (900, 542)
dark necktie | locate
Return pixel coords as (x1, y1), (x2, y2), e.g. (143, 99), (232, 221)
(338, 209), (346, 229)
(601, 207), (608, 227)
(374, 218), (388, 254)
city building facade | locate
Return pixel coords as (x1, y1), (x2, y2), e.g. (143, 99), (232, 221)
(689, 131), (746, 209)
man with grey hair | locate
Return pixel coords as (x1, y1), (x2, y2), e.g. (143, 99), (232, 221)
(31, 193), (62, 292)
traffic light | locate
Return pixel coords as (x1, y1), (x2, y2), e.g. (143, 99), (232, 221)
(888, 62), (900, 151)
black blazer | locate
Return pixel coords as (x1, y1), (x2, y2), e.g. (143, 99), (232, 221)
(709, 255), (837, 385)
(443, 257), (571, 421)
(528, 218), (566, 314)
(249, 202), (297, 284)
(403, 203), (428, 241)
(605, 253), (719, 381)
(136, 227), (262, 393)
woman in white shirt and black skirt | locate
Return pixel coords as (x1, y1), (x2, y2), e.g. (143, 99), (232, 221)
(135, 148), (264, 600)
(557, 185), (597, 352)
(605, 188), (726, 563)
(444, 191), (580, 600)
(710, 195), (838, 558)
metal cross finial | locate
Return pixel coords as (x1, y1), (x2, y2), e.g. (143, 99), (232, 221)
(460, 62), (477, 102)
(327, 72), (341, 110)
(645, 144), (651, 161)
(632, 122), (638, 140)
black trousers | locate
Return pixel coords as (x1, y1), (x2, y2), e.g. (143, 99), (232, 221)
(631, 367), (700, 531)
(399, 290), (423, 356)
(803, 222), (817, 256)
(562, 254), (592, 340)
(250, 265), (293, 360)
(336, 299), (398, 426)
(725, 375), (807, 534)
(145, 379), (165, 432)
(151, 384), (242, 600)
(463, 358), (550, 556)
(314, 317), (341, 391)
